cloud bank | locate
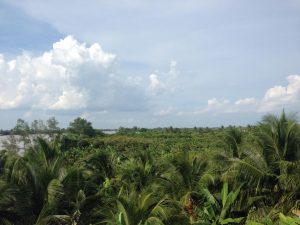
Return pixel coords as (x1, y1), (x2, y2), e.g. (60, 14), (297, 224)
(0, 35), (299, 126)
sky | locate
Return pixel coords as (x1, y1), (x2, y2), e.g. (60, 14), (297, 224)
(0, 0), (300, 129)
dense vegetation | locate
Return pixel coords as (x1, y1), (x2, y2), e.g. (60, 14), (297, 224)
(0, 112), (300, 224)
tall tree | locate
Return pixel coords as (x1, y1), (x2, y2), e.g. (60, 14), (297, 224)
(12, 119), (31, 149)
(12, 119), (30, 135)
(46, 117), (60, 133)
(31, 119), (47, 134)
(68, 117), (95, 137)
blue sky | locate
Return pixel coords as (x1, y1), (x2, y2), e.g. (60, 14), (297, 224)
(0, 0), (300, 129)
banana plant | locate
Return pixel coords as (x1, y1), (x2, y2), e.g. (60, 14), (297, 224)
(194, 182), (244, 225)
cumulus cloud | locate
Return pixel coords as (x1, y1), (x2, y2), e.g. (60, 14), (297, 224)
(207, 98), (229, 107)
(258, 75), (300, 112)
(198, 97), (259, 114)
(2, 34), (299, 124)
(196, 75), (300, 114)
(197, 98), (230, 113)
(0, 36), (148, 111)
(147, 60), (179, 95)
(235, 98), (257, 106)
(49, 88), (87, 110)
(148, 74), (165, 94)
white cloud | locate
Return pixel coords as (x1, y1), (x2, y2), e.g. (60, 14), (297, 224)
(259, 75), (300, 112)
(148, 73), (165, 94)
(80, 110), (108, 122)
(235, 97), (256, 106)
(49, 88), (87, 110)
(2, 34), (299, 126)
(195, 98), (230, 114)
(208, 98), (228, 107)
(0, 36), (185, 116)
(193, 97), (257, 114)
(51, 36), (115, 68)
(147, 60), (179, 95)
(0, 36), (150, 111)
(195, 75), (300, 114)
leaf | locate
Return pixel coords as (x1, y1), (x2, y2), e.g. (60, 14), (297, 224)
(221, 182), (228, 207)
(47, 179), (64, 204)
(201, 188), (216, 205)
(245, 221), (265, 225)
(279, 213), (300, 225)
(117, 200), (129, 225)
(220, 217), (244, 224)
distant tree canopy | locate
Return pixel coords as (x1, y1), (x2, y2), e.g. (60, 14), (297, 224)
(47, 117), (60, 133)
(31, 119), (47, 134)
(68, 117), (96, 137)
(0, 129), (10, 135)
(12, 118), (30, 135)
(11, 117), (60, 135)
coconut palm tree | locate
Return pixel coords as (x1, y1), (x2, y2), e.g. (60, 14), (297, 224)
(105, 188), (181, 225)
(160, 151), (215, 223)
(257, 111), (300, 213)
(258, 111), (300, 173)
(229, 111), (300, 215)
(0, 138), (90, 224)
(224, 127), (243, 158)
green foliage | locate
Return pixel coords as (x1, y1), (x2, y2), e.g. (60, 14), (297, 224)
(246, 213), (300, 225)
(0, 111), (299, 224)
(68, 117), (97, 137)
(279, 213), (300, 225)
(11, 117), (60, 136)
(12, 118), (30, 135)
(224, 127), (242, 158)
(31, 119), (47, 134)
(194, 182), (244, 225)
(46, 117), (60, 133)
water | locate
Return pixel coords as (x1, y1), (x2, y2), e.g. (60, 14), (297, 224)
(0, 131), (116, 151)
(0, 134), (49, 151)
(102, 130), (117, 135)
